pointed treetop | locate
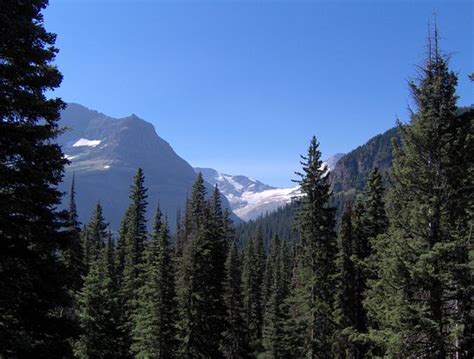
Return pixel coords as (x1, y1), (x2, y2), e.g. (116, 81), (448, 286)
(153, 202), (163, 236)
(68, 173), (80, 229)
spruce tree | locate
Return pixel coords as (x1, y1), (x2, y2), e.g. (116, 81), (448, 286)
(63, 175), (85, 293)
(119, 168), (148, 353)
(0, 1), (75, 355)
(83, 202), (108, 270)
(132, 209), (177, 358)
(365, 31), (473, 357)
(292, 136), (338, 358)
(262, 236), (291, 358)
(362, 168), (388, 246)
(242, 227), (266, 356)
(222, 242), (248, 358)
(352, 168), (388, 356)
(176, 174), (224, 357)
(76, 235), (121, 359)
(334, 203), (363, 358)
(208, 185), (229, 347)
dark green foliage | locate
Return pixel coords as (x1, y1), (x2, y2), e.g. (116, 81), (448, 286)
(75, 235), (121, 359)
(222, 242), (248, 358)
(236, 203), (299, 250)
(119, 168), (149, 353)
(132, 208), (177, 358)
(176, 174), (228, 357)
(291, 136), (338, 358)
(0, 1), (75, 356)
(362, 168), (388, 243)
(331, 128), (400, 194)
(365, 34), (473, 357)
(334, 203), (364, 358)
(63, 175), (85, 293)
(83, 202), (108, 272)
(262, 236), (292, 358)
(242, 227), (266, 356)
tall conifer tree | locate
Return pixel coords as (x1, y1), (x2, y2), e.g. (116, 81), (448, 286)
(63, 175), (85, 293)
(366, 30), (473, 357)
(334, 203), (362, 358)
(222, 242), (248, 358)
(76, 233), (121, 359)
(119, 168), (148, 354)
(176, 174), (225, 357)
(132, 209), (177, 358)
(242, 227), (266, 356)
(262, 236), (291, 358)
(292, 136), (338, 358)
(83, 202), (108, 270)
(0, 1), (75, 355)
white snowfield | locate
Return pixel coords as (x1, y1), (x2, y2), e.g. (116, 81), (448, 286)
(73, 138), (102, 147)
(232, 186), (302, 220)
(197, 154), (343, 221)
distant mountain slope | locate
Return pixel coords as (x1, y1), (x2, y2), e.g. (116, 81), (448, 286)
(58, 103), (236, 230)
(330, 127), (399, 193)
(196, 155), (342, 221)
(238, 106), (473, 244)
(196, 167), (300, 221)
(237, 126), (401, 242)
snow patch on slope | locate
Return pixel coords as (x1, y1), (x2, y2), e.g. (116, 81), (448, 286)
(73, 138), (102, 147)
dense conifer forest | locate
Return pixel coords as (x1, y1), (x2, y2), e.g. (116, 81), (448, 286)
(1, 1), (472, 358)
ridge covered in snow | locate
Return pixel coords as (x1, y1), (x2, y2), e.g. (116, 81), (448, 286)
(196, 154), (343, 221)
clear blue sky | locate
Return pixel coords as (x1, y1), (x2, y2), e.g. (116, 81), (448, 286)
(44, 0), (473, 187)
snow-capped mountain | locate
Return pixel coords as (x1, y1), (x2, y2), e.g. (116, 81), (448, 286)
(196, 154), (343, 221)
(58, 103), (237, 230)
(195, 168), (300, 221)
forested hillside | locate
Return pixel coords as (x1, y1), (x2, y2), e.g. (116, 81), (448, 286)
(240, 104), (473, 246)
(1, 2), (472, 358)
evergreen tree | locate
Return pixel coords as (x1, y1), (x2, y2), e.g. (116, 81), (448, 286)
(242, 227), (266, 356)
(222, 242), (248, 358)
(0, 1), (76, 355)
(75, 234), (121, 359)
(334, 203), (363, 358)
(292, 136), (338, 358)
(83, 202), (108, 270)
(119, 168), (148, 354)
(365, 31), (473, 357)
(176, 174), (224, 357)
(63, 174), (85, 293)
(132, 209), (177, 358)
(362, 168), (388, 245)
(262, 236), (291, 358)
(352, 168), (388, 356)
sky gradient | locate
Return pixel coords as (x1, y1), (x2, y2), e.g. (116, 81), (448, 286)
(44, 0), (473, 187)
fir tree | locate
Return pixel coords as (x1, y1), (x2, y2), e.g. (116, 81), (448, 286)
(262, 236), (291, 358)
(207, 185), (230, 350)
(362, 168), (388, 245)
(222, 242), (248, 358)
(83, 202), (108, 270)
(365, 30), (473, 357)
(119, 168), (148, 354)
(353, 168), (388, 356)
(0, 1), (75, 355)
(63, 174), (85, 293)
(334, 203), (363, 358)
(132, 209), (177, 358)
(242, 227), (266, 356)
(176, 175), (224, 357)
(292, 136), (338, 358)
(75, 235), (121, 359)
